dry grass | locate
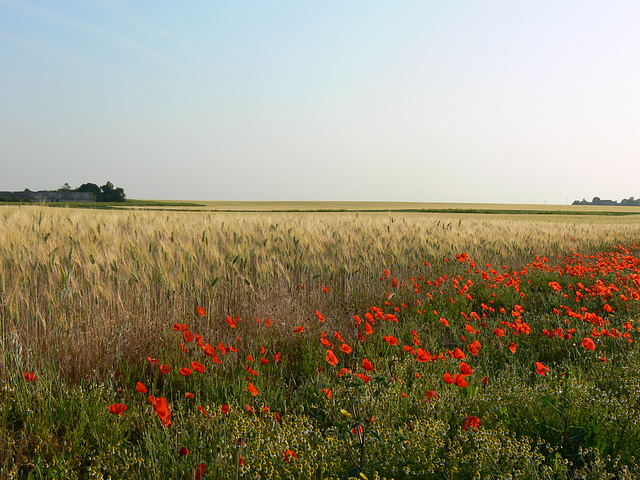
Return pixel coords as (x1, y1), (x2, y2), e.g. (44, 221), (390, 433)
(1, 205), (638, 382)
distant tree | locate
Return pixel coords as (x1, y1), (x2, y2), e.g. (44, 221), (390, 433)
(592, 197), (602, 205)
(100, 181), (126, 202)
(60, 182), (72, 191)
(77, 183), (102, 201)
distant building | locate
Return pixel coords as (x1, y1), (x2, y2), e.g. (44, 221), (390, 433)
(0, 190), (94, 202)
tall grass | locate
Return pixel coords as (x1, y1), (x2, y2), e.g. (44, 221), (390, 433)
(1, 206), (636, 383)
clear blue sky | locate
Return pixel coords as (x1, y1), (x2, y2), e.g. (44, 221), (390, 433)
(2, 1), (639, 203)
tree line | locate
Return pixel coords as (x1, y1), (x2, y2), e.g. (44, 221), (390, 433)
(59, 181), (126, 202)
(572, 196), (640, 206)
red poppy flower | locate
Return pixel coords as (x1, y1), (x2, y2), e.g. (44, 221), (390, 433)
(149, 396), (171, 427)
(459, 362), (473, 377)
(274, 352), (281, 362)
(365, 322), (373, 335)
(293, 326), (304, 333)
(340, 343), (353, 354)
(193, 463), (207, 480)
(462, 415), (481, 431)
(248, 382), (259, 396)
(172, 323), (182, 331)
(482, 376), (489, 386)
(260, 357), (268, 365)
(444, 372), (454, 384)
(23, 372), (36, 382)
(383, 335), (399, 345)
(179, 446), (189, 456)
(283, 449), (297, 463)
(197, 306), (206, 317)
(508, 343), (518, 354)
(108, 403), (128, 416)
(322, 285), (329, 293)
(180, 367), (193, 377)
(440, 317), (450, 327)
(468, 340), (481, 357)
(191, 361), (205, 373)
(185, 392), (194, 399)
(536, 362), (549, 376)
(221, 403), (230, 414)
(147, 357), (159, 364)
(315, 310), (325, 322)
(425, 390), (438, 401)
(453, 348), (466, 360)
(136, 382), (147, 393)
(159, 364), (171, 374)
(323, 388), (333, 399)
(454, 374), (468, 388)
(326, 350), (339, 366)
(226, 315), (236, 328)
(582, 337), (596, 351)
(362, 358), (374, 371)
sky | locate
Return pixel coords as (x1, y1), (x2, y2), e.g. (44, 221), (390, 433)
(1, 1), (640, 204)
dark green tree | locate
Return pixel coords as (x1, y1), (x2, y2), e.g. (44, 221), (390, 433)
(100, 181), (126, 202)
(77, 183), (102, 201)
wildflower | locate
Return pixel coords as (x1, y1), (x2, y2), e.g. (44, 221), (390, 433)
(444, 372), (454, 384)
(108, 403), (128, 416)
(193, 463), (207, 480)
(180, 367), (193, 377)
(248, 382), (259, 396)
(197, 306), (206, 316)
(185, 392), (194, 399)
(453, 348), (466, 360)
(365, 322), (373, 335)
(425, 390), (438, 402)
(340, 343), (352, 354)
(508, 343), (517, 354)
(454, 374), (468, 388)
(293, 326), (304, 333)
(172, 323), (182, 331)
(147, 357), (159, 364)
(23, 372), (36, 382)
(440, 317), (450, 327)
(274, 352), (281, 362)
(179, 446), (189, 456)
(582, 337), (596, 351)
(190, 361), (205, 373)
(226, 315), (236, 327)
(462, 415), (481, 431)
(459, 362), (473, 377)
(326, 350), (339, 366)
(362, 358), (374, 371)
(159, 364), (171, 374)
(149, 396), (171, 427)
(283, 449), (297, 463)
(183, 330), (194, 343)
(136, 382), (147, 393)
(536, 362), (550, 376)
(260, 357), (268, 365)
(323, 388), (333, 399)
(221, 403), (230, 414)
(316, 310), (325, 322)
(482, 376), (488, 386)
(468, 340), (481, 357)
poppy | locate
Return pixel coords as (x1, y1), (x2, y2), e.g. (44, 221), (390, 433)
(468, 340), (481, 357)
(248, 382), (259, 396)
(159, 364), (171, 374)
(221, 403), (230, 414)
(322, 285), (329, 293)
(283, 449), (297, 463)
(508, 343), (518, 354)
(340, 343), (353, 354)
(136, 382), (147, 393)
(482, 376), (489, 386)
(362, 358), (374, 371)
(197, 306), (206, 317)
(316, 310), (325, 322)
(444, 372), (454, 384)
(147, 357), (159, 364)
(462, 415), (481, 431)
(323, 388), (333, 399)
(191, 361), (205, 373)
(172, 323), (182, 331)
(383, 335), (398, 345)
(185, 392), (195, 399)
(326, 350), (339, 366)
(179, 446), (189, 456)
(582, 337), (596, 351)
(293, 326), (304, 333)
(355, 373), (372, 383)
(365, 322), (373, 335)
(244, 404), (255, 413)
(459, 363), (473, 377)
(226, 315), (236, 328)
(425, 390), (437, 401)
(440, 317), (450, 327)
(453, 348), (466, 360)
(23, 372), (36, 382)
(260, 357), (269, 365)
(180, 367), (193, 377)
(494, 328), (505, 338)
(149, 396), (171, 427)
(274, 352), (281, 362)
(198, 405), (209, 417)
(454, 374), (468, 388)
(193, 463), (207, 480)
(108, 403), (128, 416)
(183, 330), (194, 343)
(536, 362), (549, 376)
